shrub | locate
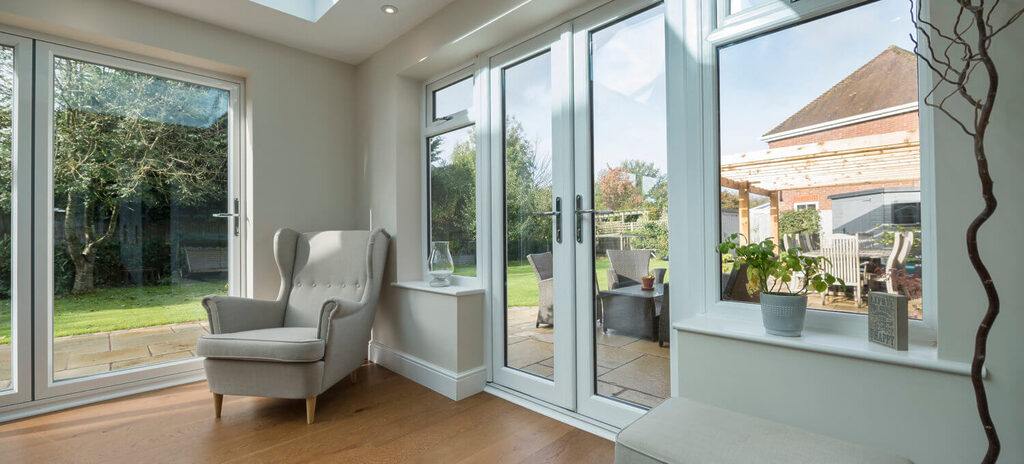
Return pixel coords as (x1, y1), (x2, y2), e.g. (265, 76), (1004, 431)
(634, 221), (669, 260)
(779, 208), (821, 235)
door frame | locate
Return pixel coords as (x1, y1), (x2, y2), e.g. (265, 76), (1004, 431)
(31, 41), (244, 400)
(487, 25), (577, 409)
(0, 31), (34, 408)
(571, 0), (663, 427)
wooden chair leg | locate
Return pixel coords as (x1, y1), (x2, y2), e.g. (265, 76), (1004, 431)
(305, 397), (317, 424)
(213, 393), (223, 419)
(350, 370), (358, 382)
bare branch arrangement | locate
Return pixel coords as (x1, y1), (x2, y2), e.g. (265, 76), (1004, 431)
(910, 1), (1023, 462)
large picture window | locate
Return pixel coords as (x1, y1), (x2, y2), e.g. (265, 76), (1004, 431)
(717, 0), (924, 319)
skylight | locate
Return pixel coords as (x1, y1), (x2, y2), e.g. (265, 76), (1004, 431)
(248, 0), (340, 22)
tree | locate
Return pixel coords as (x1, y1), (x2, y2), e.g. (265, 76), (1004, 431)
(912, 2), (1023, 461)
(597, 166), (643, 212)
(429, 128), (477, 260)
(53, 58), (229, 293)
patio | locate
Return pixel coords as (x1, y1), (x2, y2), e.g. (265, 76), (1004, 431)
(506, 306), (670, 409)
(0, 320), (209, 389)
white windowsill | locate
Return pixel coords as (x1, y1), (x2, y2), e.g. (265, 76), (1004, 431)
(391, 281), (485, 297)
(674, 315), (981, 378)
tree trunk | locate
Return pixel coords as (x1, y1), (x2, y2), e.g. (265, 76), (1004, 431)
(71, 253), (96, 294)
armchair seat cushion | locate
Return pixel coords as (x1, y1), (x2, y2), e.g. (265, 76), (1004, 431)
(197, 327), (324, 363)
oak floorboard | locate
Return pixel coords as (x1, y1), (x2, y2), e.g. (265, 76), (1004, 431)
(0, 363), (613, 464)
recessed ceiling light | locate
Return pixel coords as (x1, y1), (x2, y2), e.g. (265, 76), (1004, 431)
(381, 5), (398, 14)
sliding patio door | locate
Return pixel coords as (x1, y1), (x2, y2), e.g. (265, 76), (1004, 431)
(0, 32), (33, 409)
(31, 42), (243, 400)
(488, 0), (667, 428)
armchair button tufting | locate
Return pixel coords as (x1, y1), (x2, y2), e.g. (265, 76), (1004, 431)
(296, 283), (302, 287)
(312, 283), (317, 287)
(341, 283), (346, 288)
(327, 284), (333, 288)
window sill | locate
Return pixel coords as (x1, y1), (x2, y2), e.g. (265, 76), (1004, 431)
(391, 281), (485, 297)
(674, 315), (981, 378)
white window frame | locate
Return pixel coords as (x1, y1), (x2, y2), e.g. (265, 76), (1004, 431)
(422, 65), (482, 287)
(794, 201), (819, 211)
(673, 0), (939, 344)
(32, 40), (246, 400)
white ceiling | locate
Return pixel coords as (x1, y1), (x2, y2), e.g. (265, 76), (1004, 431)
(131, 0), (458, 64)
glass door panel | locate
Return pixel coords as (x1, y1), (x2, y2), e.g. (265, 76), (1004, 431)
(0, 32), (31, 407)
(573, 0), (667, 426)
(489, 27), (575, 408)
(35, 42), (241, 397)
(502, 51), (556, 380)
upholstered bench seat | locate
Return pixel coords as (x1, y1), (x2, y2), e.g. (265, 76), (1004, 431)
(615, 397), (911, 464)
(197, 327), (324, 363)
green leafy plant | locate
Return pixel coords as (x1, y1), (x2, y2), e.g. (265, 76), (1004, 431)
(717, 233), (843, 296)
(778, 208), (821, 235)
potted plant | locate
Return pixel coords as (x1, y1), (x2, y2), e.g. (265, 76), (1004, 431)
(641, 273), (655, 290)
(717, 234), (844, 337)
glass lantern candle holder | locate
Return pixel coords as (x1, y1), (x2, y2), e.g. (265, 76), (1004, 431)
(428, 241), (455, 287)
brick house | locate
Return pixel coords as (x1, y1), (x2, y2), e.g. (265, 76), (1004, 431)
(721, 46), (921, 243)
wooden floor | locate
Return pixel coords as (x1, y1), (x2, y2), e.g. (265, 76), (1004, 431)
(0, 363), (614, 463)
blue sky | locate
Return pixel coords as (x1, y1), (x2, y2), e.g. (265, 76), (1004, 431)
(720, 0), (917, 154)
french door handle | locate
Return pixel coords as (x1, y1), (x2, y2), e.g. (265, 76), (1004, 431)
(533, 196), (562, 243)
(575, 209), (613, 215)
(575, 195), (612, 243)
(213, 198), (241, 236)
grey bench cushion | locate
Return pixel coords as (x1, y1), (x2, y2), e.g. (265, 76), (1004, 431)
(615, 397), (911, 464)
(197, 327), (324, 363)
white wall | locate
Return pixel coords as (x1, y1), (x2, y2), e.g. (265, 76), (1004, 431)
(670, 1), (1024, 463)
(0, 0), (359, 298)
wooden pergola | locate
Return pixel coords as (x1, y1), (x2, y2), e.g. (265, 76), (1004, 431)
(720, 130), (920, 245)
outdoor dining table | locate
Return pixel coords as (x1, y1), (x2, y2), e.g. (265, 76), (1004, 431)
(599, 283), (664, 341)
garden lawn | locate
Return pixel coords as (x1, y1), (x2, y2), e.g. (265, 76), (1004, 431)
(0, 280), (226, 344)
(456, 256), (669, 307)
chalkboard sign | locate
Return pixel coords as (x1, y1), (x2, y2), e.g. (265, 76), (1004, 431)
(868, 292), (908, 350)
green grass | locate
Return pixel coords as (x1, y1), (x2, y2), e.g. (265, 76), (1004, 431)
(0, 280), (226, 344)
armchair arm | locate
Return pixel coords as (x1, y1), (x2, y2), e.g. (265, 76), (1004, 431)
(316, 296), (367, 339)
(201, 295), (286, 334)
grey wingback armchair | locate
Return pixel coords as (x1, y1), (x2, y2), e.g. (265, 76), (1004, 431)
(196, 228), (390, 424)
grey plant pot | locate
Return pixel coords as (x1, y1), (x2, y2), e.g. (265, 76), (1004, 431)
(759, 293), (808, 337)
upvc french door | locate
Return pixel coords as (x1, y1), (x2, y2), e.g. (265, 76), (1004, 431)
(489, 0), (666, 429)
(0, 31), (34, 409)
(31, 42), (243, 400)
(489, 25), (577, 409)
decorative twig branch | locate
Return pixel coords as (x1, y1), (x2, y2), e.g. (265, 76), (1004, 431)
(911, 1), (1023, 462)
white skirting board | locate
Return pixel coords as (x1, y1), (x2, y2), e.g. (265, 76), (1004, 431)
(368, 341), (486, 401)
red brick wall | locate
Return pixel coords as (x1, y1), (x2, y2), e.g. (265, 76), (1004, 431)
(768, 111), (918, 148)
(779, 180), (921, 211)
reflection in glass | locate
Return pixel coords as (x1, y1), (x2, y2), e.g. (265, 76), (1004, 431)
(433, 77), (474, 121)
(718, 0), (923, 319)
(0, 47), (12, 391)
(428, 126), (477, 277)
(589, 5), (669, 409)
(51, 57), (230, 380)
(502, 51), (555, 380)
